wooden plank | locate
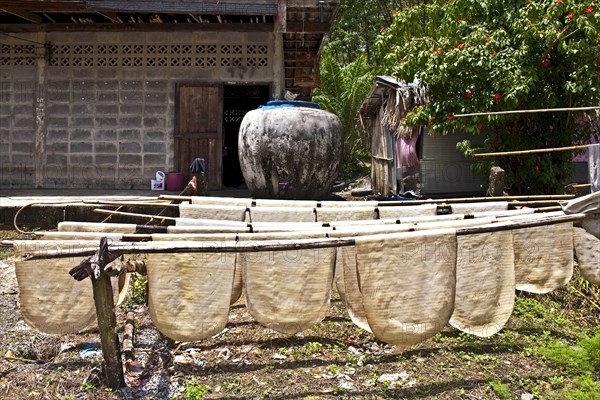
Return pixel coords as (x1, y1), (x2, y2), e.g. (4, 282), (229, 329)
(175, 84), (223, 190)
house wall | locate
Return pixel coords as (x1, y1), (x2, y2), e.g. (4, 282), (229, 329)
(420, 130), (485, 195)
(0, 31), (274, 189)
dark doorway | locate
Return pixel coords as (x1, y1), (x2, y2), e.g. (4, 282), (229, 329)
(222, 85), (270, 188)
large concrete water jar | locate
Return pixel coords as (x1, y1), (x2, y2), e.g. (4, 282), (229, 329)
(238, 101), (343, 199)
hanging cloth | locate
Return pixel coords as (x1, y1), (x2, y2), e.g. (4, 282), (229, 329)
(396, 127), (421, 167)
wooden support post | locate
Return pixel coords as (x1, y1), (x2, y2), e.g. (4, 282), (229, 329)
(487, 166), (505, 197)
(91, 237), (125, 390)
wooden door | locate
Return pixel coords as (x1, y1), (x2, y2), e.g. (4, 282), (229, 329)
(175, 84), (223, 190)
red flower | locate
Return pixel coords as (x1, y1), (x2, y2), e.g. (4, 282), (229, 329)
(492, 51), (497, 57)
(557, 0), (563, 3)
(465, 90), (473, 99)
(447, 115), (454, 121)
(457, 43), (465, 50)
(485, 37), (491, 42)
(380, 27), (385, 32)
(586, 6), (593, 13)
(435, 48), (442, 54)
(493, 93), (502, 101)
(392, 9), (397, 16)
(567, 12), (574, 19)
(534, 165), (540, 172)
(543, 61), (550, 67)
(595, 55), (600, 62)
(597, 71), (600, 77)
(477, 123), (484, 130)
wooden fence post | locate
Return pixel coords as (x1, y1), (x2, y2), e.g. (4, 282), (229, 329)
(91, 237), (125, 389)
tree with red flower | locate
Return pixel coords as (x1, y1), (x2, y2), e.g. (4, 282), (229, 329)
(377, 0), (600, 194)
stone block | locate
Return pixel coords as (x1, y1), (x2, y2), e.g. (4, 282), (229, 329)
(120, 80), (143, 90)
(47, 117), (69, 128)
(119, 142), (141, 153)
(47, 130), (68, 142)
(70, 130), (92, 141)
(146, 81), (168, 91)
(70, 142), (93, 153)
(47, 142), (69, 153)
(12, 131), (33, 142)
(119, 116), (143, 128)
(46, 154), (68, 164)
(98, 91), (119, 102)
(143, 116), (166, 128)
(12, 155), (35, 165)
(13, 117), (33, 129)
(94, 142), (117, 153)
(72, 116), (94, 128)
(94, 129), (117, 141)
(13, 105), (33, 115)
(143, 142), (165, 153)
(143, 105), (168, 116)
(144, 154), (166, 166)
(12, 142), (33, 154)
(70, 155), (94, 164)
(72, 104), (94, 115)
(118, 129), (141, 141)
(143, 130), (167, 141)
(96, 105), (119, 115)
(95, 154), (118, 164)
(47, 103), (70, 115)
(120, 104), (143, 115)
(119, 154), (142, 165)
(145, 92), (168, 104)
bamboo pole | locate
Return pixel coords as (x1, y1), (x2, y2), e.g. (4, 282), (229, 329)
(453, 105), (600, 118)
(159, 194), (575, 206)
(94, 208), (176, 221)
(378, 194), (574, 206)
(83, 200), (177, 207)
(6, 213), (585, 260)
(473, 144), (594, 158)
(508, 200), (565, 206)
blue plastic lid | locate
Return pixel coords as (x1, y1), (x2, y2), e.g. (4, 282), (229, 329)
(259, 100), (321, 110)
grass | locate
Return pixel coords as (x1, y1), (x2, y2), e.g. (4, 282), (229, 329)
(183, 379), (209, 400)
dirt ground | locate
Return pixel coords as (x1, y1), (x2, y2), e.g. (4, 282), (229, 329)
(1, 224), (599, 399)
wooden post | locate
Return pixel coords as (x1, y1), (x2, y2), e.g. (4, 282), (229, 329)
(91, 237), (125, 389)
(487, 166), (505, 197)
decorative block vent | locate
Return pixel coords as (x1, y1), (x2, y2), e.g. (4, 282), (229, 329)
(48, 43), (269, 68)
(224, 109), (249, 123)
(0, 44), (36, 66)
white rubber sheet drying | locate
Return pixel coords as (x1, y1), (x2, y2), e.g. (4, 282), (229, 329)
(354, 229), (457, 347)
(449, 231), (515, 337)
(146, 249), (235, 341)
(513, 222), (574, 293)
(241, 241), (336, 335)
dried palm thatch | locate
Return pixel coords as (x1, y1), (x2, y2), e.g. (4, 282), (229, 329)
(381, 84), (429, 139)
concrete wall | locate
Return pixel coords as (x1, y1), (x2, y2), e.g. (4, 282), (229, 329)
(0, 31), (274, 189)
